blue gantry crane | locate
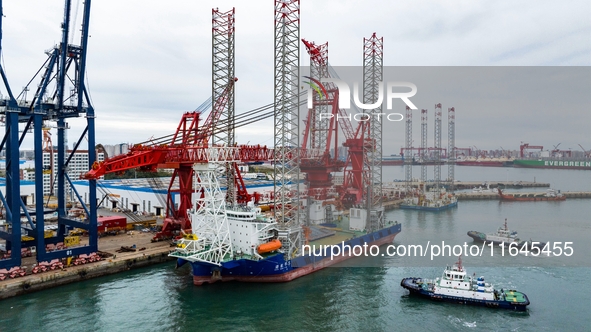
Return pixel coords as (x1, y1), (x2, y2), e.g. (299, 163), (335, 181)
(0, 0), (97, 269)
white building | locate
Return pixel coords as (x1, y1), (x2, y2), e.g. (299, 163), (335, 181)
(43, 150), (105, 196)
(72, 177), (275, 217)
(101, 143), (130, 159)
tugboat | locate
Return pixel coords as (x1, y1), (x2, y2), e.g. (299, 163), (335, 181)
(467, 218), (520, 246)
(400, 256), (530, 311)
(468, 219), (546, 249)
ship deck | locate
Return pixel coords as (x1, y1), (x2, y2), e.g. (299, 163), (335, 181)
(504, 290), (528, 303)
(308, 216), (365, 247)
(172, 215), (396, 264)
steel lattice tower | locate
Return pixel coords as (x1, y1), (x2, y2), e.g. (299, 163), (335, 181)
(405, 106), (413, 194)
(420, 108), (428, 182)
(273, 0), (301, 255)
(363, 33), (383, 231)
(448, 107), (455, 192)
(308, 41), (329, 151)
(212, 8), (236, 204)
(434, 103), (442, 191)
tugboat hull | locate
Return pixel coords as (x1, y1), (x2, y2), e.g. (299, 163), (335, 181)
(401, 277), (530, 311)
(467, 231), (519, 247)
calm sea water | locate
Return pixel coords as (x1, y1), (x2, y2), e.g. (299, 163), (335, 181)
(1, 166), (589, 331)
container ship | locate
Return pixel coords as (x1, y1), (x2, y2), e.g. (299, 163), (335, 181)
(455, 157), (514, 167)
(170, 202), (401, 285)
(513, 159), (591, 170)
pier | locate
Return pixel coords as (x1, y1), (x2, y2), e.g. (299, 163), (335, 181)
(379, 191), (591, 205)
(455, 191), (591, 200)
(383, 180), (550, 191)
(0, 232), (174, 300)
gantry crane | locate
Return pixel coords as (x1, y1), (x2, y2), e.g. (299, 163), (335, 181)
(0, 0), (98, 269)
(519, 143), (544, 158)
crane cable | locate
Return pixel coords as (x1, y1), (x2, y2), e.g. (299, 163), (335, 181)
(136, 91), (307, 147)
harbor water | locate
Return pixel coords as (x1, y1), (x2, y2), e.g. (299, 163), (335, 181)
(1, 166), (590, 331)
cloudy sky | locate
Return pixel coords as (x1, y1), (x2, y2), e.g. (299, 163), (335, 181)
(1, 0), (590, 153)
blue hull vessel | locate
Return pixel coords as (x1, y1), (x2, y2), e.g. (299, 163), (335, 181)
(400, 258), (530, 311)
(180, 223), (402, 285)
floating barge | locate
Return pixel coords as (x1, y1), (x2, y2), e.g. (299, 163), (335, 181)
(399, 188), (458, 212)
(497, 188), (566, 201)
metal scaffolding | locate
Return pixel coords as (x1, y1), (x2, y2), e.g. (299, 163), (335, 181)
(434, 103), (442, 191)
(448, 107), (455, 192)
(273, 0), (301, 256)
(307, 41), (329, 152)
(212, 7), (236, 204)
(420, 108), (428, 182)
(404, 106), (413, 194)
(363, 33), (383, 231)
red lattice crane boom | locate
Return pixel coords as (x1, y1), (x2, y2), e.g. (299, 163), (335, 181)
(82, 80), (273, 241)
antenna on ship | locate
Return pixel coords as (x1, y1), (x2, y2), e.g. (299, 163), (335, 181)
(457, 254), (463, 271)
(504, 218), (508, 231)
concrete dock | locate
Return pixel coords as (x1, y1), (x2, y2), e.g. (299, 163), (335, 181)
(0, 232), (175, 300)
(456, 191), (591, 200)
(380, 191), (591, 205)
(383, 180), (550, 191)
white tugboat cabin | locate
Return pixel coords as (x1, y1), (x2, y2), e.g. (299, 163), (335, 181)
(433, 256), (495, 301)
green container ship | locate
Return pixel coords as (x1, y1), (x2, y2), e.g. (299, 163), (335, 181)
(514, 159), (591, 170)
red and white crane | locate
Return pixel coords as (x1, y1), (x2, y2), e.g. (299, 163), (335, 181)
(82, 79), (273, 241)
(301, 39), (373, 209)
(519, 143), (544, 158)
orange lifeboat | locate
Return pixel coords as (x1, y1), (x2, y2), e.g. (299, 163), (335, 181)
(257, 239), (282, 254)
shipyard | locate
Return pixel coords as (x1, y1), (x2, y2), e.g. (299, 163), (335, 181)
(0, 0), (590, 331)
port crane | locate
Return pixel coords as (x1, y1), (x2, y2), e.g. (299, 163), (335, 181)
(301, 39), (373, 209)
(550, 143), (572, 158)
(578, 144), (591, 158)
(300, 39), (345, 203)
(519, 143), (543, 158)
(454, 148), (473, 158)
(551, 143), (561, 157)
(0, 0), (99, 269)
(82, 79), (274, 241)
